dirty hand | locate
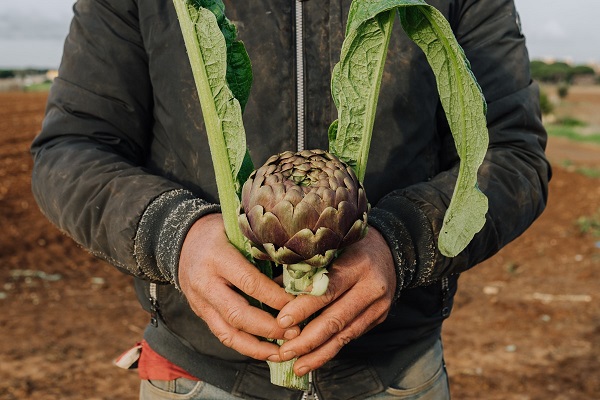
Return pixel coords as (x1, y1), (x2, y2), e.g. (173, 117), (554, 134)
(178, 213), (299, 362)
(275, 226), (396, 376)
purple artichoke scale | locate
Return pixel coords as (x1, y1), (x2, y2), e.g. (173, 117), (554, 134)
(238, 149), (369, 268)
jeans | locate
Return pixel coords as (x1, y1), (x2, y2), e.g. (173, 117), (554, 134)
(139, 379), (241, 400)
(139, 339), (449, 400)
(364, 338), (450, 399)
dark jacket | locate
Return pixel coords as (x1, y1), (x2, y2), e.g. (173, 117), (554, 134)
(31, 0), (550, 399)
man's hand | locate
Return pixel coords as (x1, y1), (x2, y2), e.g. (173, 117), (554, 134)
(178, 213), (299, 362)
(276, 227), (396, 376)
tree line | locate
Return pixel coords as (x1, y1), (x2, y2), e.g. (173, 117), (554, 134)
(530, 60), (597, 84)
(3, 62), (598, 84)
(0, 69), (50, 79)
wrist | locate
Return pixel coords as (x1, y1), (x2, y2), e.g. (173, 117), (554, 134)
(367, 207), (414, 299)
(133, 189), (220, 287)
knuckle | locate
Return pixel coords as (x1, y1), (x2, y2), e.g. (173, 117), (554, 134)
(335, 325), (362, 349)
(320, 277), (342, 304)
(325, 315), (346, 336)
(321, 286), (337, 304)
(263, 326), (282, 341)
(226, 306), (245, 327)
(239, 271), (260, 296)
(336, 333), (354, 347)
(217, 331), (235, 348)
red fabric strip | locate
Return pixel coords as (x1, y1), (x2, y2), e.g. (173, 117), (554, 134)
(138, 340), (199, 381)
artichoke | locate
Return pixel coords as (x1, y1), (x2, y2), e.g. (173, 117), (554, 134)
(238, 149), (369, 295)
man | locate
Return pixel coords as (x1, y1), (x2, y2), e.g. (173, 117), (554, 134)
(31, 0), (550, 399)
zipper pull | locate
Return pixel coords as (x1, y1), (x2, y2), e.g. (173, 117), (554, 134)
(149, 282), (160, 327)
(301, 371), (320, 400)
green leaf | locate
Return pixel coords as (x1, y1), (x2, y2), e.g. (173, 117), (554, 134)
(330, 1), (431, 181)
(189, 0), (253, 110)
(329, 10), (395, 181)
(398, 6), (488, 257)
(344, 0), (427, 36)
(189, 0), (225, 22)
(226, 41), (253, 111)
(173, 0), (250, 253)
(330, 0), (489, 257)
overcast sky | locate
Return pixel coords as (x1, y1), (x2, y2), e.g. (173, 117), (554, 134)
(0, 0), (598, 69)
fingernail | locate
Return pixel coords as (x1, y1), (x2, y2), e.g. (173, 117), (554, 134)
(267, 354), (280, 362)
(296, 366), (310, 376)
(279, 315), (294, 328)
(284, 329), (298, 340)
(282, 350), (296, 361)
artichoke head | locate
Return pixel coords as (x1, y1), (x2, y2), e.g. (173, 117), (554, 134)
(238, 149), (369, 295)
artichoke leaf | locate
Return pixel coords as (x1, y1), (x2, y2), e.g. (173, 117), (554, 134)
(173, 0), (252, 255)
(189, 0), (253, 111)
(331, 0), (489, 257)
(398, 6), (488, 257)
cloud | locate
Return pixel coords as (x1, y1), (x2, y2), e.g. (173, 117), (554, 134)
(537, 19), (567, 39)
(517, 0), (599, 63)
(0, 38), (65, 69)
(0, 10), (71, 41)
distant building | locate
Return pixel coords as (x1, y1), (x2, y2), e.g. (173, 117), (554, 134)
(46, 70), (59, 81)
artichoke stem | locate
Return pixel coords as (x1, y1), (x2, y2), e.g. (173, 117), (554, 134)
(282, 264), (316, 295)
(283, 264), (330, 296)
(266, 339), (309, 390)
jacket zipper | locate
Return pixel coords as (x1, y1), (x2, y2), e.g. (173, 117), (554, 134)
(441, 276), (451, 317)
(157, 5), (315, 397)
(301, 370), (320, 400)
(295, 0), (306, 152)
(295, 2), (319, 399)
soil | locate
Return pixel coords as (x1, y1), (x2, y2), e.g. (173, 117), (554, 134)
(1, 90), (599, 400)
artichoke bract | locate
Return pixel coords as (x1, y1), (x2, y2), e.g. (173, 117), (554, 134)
(238, 149), (369, 295)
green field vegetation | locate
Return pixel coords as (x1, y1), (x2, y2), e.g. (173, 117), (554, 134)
(23, 81), (53, 92)
(545, 117), (600, 179)
(546, 122), (600, 145)
(560, 160), (600, 179)
(576, 208), (600, 237)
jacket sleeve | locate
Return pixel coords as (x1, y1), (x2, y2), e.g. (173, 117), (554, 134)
(368, 0), (551, 291)
(30, 0), (219, 285)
